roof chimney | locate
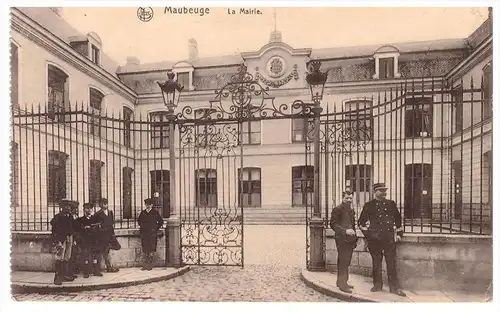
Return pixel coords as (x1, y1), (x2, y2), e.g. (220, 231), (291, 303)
(188, 38), (198, 62)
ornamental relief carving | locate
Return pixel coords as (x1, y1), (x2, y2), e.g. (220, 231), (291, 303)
(255, 63), (299, 88)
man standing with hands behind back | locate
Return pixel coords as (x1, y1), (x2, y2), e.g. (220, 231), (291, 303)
(358, 182), (406, 297)
(329, 190), (358, 293)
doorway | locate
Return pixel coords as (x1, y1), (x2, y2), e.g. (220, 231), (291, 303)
(404, 164), (433, 219)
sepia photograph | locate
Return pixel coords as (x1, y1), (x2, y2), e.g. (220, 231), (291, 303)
(4, 2), (497, 306)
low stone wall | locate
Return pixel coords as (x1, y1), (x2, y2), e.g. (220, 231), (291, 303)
(11, 229), (168, 272)
(325, 229), (493, 293)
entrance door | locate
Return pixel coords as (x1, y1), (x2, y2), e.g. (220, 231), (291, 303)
(404, 164), (432, 219)
(150, 170), (170, 218)
(452, 161), (462, 219)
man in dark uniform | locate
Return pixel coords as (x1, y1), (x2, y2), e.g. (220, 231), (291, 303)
(50, 199), (78, 285)
(329, 191), (358, 293)
(94, 198), (119, 273)
(77, 203), (103, 278)
(358, 183), (406, 297)
(68, 204), (82, 278)
(138, 198), (164, 271)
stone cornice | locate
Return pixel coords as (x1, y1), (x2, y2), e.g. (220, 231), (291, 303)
(445, 36), (492, 83)
(11, 8), (138, 104)
(136, 77), (445, 105)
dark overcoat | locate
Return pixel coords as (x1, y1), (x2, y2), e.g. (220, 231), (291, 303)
(77, 215), (101, 251)
(138, 209), (164, 253)
(50, 212), (74, 245)
(94, 210), (116, 249)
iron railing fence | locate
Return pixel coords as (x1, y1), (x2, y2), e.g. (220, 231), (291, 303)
(11, 78), (492, 236)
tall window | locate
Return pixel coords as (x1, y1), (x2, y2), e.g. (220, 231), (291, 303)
(123, 106), (133, 148)
(195, 109), (216, 148)
(345, 165), (372, 192)
(11, 142), (19, 206)
(150, 170), (170, 218)
(242, 121), (261, 145)
(238, 168), (261, 207)
(91, 44), (100, 65)
(292, 166), (314, 206)
(122, 167), (133, 219)
(177, 72), (190, 90)
(292, 118), (314, 142)
(150, 112), (170, 149)
(483, 62), (493, 119)
(379, 57), (395, 79)
(89, 88), (104, 136)
(10, 43), (19, 109)
(405, 97), (433, 138)
(195, 169), (217, 207)
(452, 86), (463, 133)
(89, 160), (104, 204)
(47, 151), (68, 204)
(47, 65), (68, 121)
(344, 100), (373, 141)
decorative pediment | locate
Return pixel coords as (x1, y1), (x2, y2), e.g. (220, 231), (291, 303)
(374, 45), (399, 55)
(241, 42), (311, 60)
(172, 61), (194, 69)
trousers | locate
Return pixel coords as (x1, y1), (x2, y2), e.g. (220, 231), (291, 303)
(367, 239), (399, 290)
(335, 238), (355, 287)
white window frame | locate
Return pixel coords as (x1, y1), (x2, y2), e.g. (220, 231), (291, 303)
(372, 51), (401, 80)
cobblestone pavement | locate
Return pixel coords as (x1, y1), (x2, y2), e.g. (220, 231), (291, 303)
(12, 265), (339, 302)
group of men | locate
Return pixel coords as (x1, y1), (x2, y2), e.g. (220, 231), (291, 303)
(50, 197), (164, 285)
(329, 182), (407, 297)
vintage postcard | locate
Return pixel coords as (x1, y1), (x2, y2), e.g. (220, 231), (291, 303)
(4, 2), (497, 307)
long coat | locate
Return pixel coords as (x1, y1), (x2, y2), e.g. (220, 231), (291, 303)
(77, 215), (101, 251)
(94, 210), (116, 249)
(138, 209), (164, 253)
(358, 198), (403, 242)
(50, 212), (74, 245)
(329, 202), (358, 245)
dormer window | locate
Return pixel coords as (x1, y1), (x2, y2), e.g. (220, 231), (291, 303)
(372, 46), (400, 80)
(172, 61), (195, 91)
(91, 44), (100, 65)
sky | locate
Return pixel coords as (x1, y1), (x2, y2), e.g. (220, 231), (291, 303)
(59, 7), (488, 65)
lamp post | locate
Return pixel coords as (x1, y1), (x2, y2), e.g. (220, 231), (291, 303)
(305, 60), (328, 271)
(157, 70), (184, 267)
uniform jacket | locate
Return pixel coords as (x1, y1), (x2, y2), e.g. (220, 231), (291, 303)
(77, 214), (100, 247)
(329, 202), (357, 244)
(138, 209), (164, 237)
(50, 212), (74, 245)
(358, 198), (403, 242)
(94, 209), (116, 243)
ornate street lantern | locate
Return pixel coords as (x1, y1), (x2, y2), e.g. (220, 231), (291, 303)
(157, 70), (184, 112)
(305, 60), (328, 103)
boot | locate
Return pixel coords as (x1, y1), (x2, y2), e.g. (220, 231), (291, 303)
(141, 253), (148, 271)
(146, 253), (153, 271)
(93, 259), (103, 277)
(62, 262), (75, 281)
(53, 261), (63, 285)
(83, 260), (90, 278)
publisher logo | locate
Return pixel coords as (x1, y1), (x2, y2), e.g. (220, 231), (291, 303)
(137, 7), (154, 22)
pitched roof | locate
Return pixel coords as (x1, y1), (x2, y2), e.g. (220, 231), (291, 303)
(310, 38), (468, 60)
(16, 7), (120, 76)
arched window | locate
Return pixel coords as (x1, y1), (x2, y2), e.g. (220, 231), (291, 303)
(123, 106), (133, 148)
(150, 170), (170, 217)
(47, 65), (69, 121)
(47, 151), (69, 204)
(344, 100), (373, 141)
(195, 169), (217, 207)
(405, 97), (433, 138)
(89, 159), (104, 204)
(89, 88), (104, 136)
(123, 167), (134, 218)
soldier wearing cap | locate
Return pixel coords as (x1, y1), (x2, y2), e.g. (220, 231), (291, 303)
(138, 198), (164, 270)
(329, 190), (358, 293)
(94, 198), (119, 273)
(50, 199), (78, 285)
(77, 203), (102, 278)
(358, 182), (406, 297)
